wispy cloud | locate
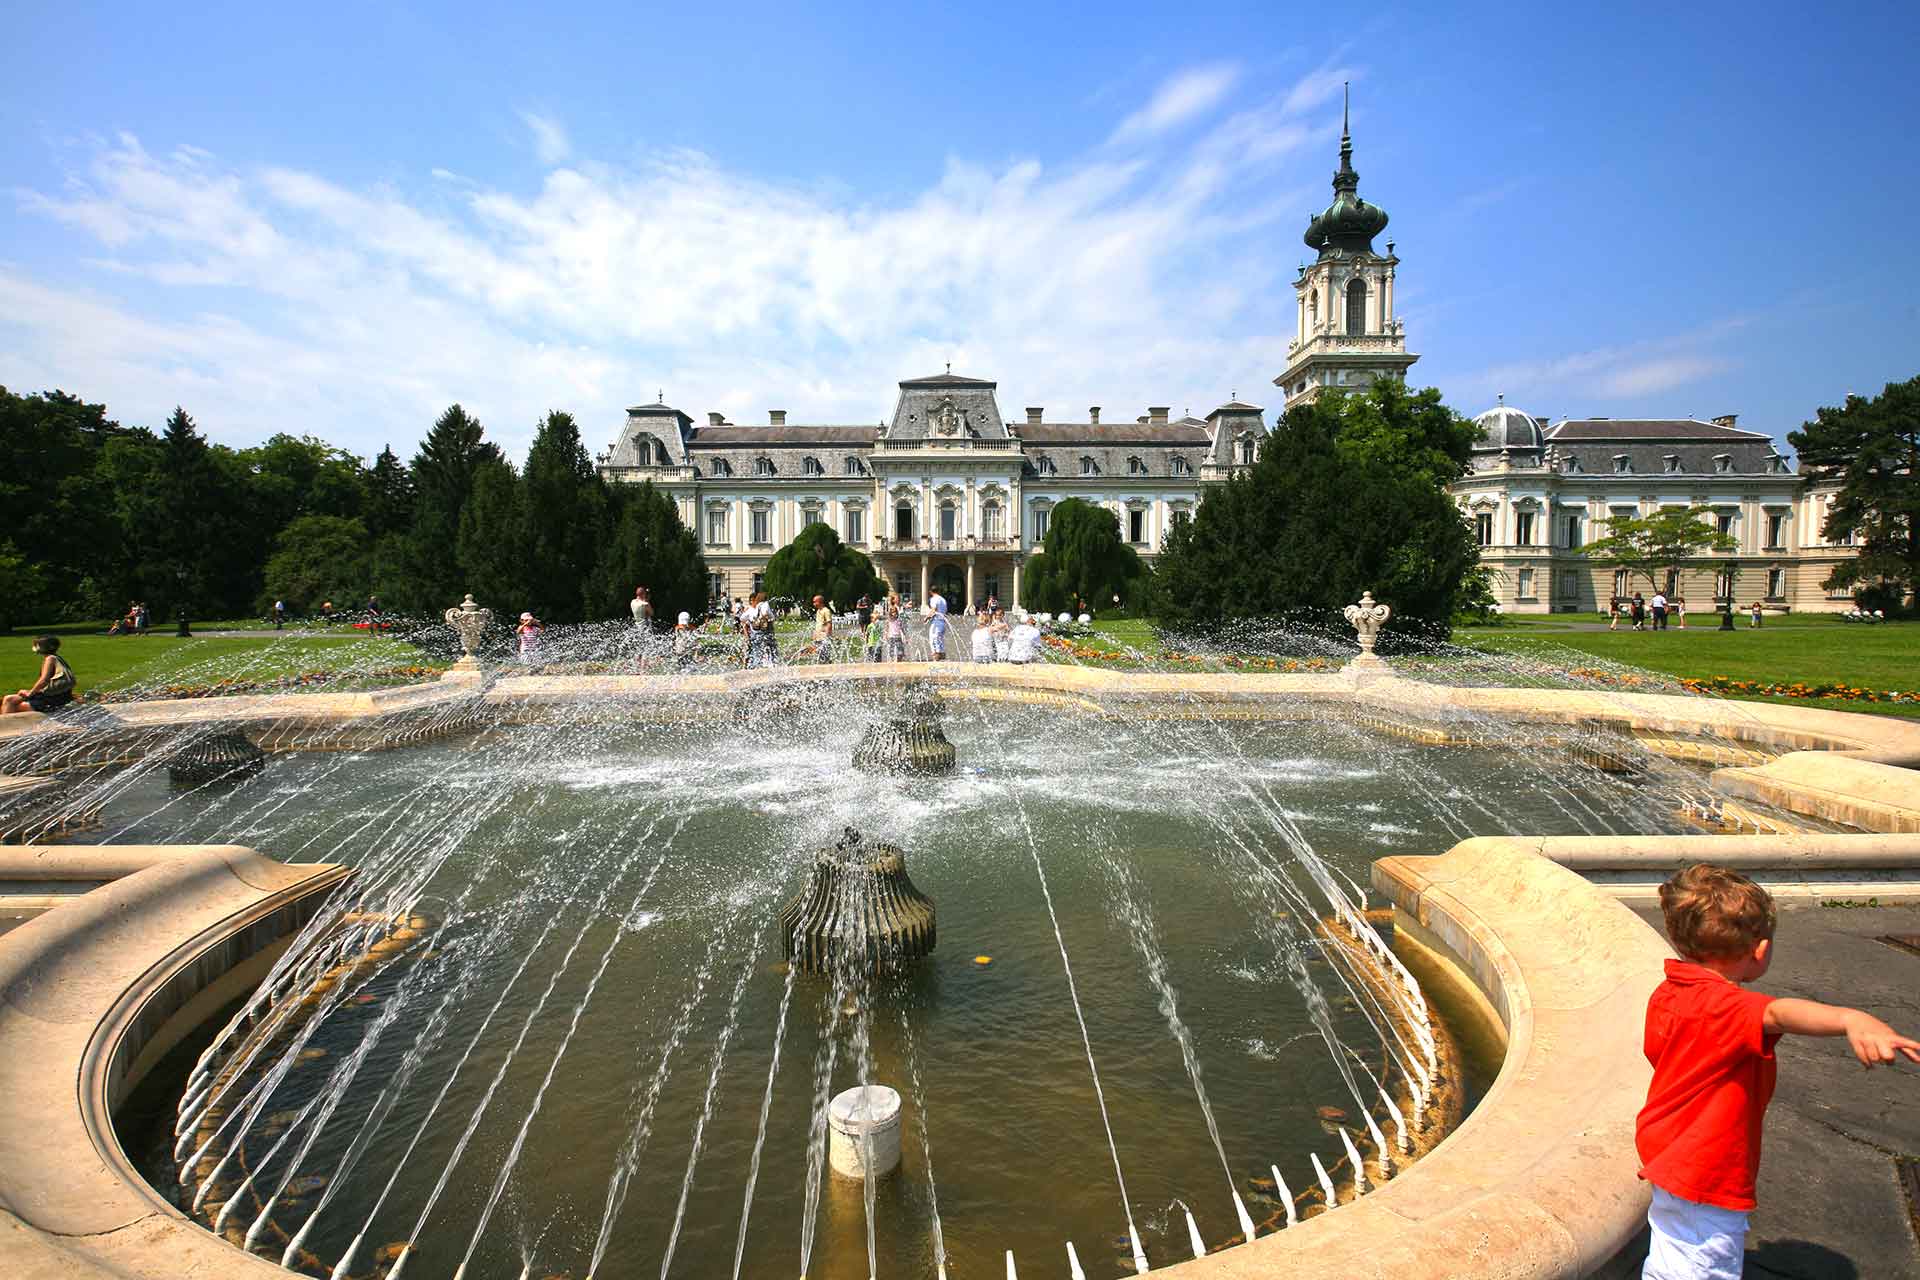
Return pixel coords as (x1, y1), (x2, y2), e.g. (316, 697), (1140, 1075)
(4, 64), (1350, 457)
(1463, 337), (1734, 412)
(519, 111), (571, 165)
(1111, 63), (1241, 142)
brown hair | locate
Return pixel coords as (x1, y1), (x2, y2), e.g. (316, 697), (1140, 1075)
(1658, 863), (1776, 961)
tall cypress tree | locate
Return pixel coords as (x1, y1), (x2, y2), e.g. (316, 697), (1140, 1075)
(403, 405), (500, 611)
(520, 411), (602, 621)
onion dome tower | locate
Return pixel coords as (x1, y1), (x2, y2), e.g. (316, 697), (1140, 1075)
(1275, 85), (1417, 413)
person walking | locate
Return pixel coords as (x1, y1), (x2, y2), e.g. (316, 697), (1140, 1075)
(1749, 601), (1763, 629)
(928, 605), (949, 662)
(671, 611), (697, 668)
(1630, 593), (1646, 631)
(811, 595), (835, 663)
(1651, 589), (1668, 631)
(1608, 596), (1621, 631)
(745, 592), (777, 667)
(855, 594), (873, 632)
(3, 636), (78, 716)
(272, 599), (285, 630)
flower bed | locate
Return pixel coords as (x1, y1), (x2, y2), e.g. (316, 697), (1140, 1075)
(1678, 675), (1920, 705)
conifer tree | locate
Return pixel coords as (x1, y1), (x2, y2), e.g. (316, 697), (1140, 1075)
(1788, 375), (1920, 606)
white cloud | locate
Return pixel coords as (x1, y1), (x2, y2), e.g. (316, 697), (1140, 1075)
(1111, 63), (1241, 142)
(1460, 338), (1734, 414)
(3, 65), (1351, 460)
(520, 111), (571, 166)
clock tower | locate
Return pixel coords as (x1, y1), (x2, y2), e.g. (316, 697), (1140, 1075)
(1275, 87), (1416, 413)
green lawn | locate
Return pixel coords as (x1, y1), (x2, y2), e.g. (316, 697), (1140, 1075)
(0, 631), (435, 698)
(1452, 620), (1920, 718)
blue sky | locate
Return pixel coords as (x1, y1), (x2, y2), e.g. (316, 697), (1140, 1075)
(4, 1), (1916, 461)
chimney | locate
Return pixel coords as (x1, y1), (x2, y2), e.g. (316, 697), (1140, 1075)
(769, 409), (786, 426)
(1712, 413), (1739, 428)
(707, 412), (726, 427)
(1148, 406), (1169, 425)
(1088, 406), (1101, 425)
(1026, 407), (1044, 425)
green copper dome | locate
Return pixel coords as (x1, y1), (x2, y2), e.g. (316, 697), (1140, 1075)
(1304, 87), (1390, 258)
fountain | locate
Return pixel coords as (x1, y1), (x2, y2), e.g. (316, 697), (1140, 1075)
(442, 593), (493, 677)
(851, 684), (957, 774)
(165, 729), (267, 787)
(778, 827), (937, 975)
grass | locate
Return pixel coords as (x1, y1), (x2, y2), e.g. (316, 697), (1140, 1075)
(0, 631), (435, 698)
(1452, 620), (1920, 718)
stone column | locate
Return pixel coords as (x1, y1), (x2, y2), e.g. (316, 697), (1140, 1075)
(966, 555), (976, 608)
(1012, 560), (1022, 609)
(919, 554), (929, 603)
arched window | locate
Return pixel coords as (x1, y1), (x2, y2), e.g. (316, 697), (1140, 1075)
(1237, 437), (1256, 465)
(709, 458), (732, 477)
(1170, 455), (1192, 476)
(802, 456), (823, 476)
(1127, 455), (1147, 475)
(754, 456), (775, 477)
(1345, 279), (1367, 335)
(1079, 456), (1097, 476)
(1036, 456), (1057, 476)
(843, 455), (864, 476)
(982, 501), (1003, 541)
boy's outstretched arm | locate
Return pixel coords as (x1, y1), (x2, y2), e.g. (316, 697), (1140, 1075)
(1763, 998), (1920, 1066)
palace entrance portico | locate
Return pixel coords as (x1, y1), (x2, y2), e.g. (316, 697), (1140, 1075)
(872, 541), (1024, 609)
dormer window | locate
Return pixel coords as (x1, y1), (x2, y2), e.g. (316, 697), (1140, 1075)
(843, 456), (864, 476)
(1564, 455), (1581, 474)
(1613, 454), (1632, 474)
(1714, 454), (1733, 474)
(802, 456), (823, 476)
(1662, 454), (1680, 474)
(1768, 454), (1789, 474)
(1080, 456), (1097, 477)
(709, 458), (732, 477)
(1171, 456), (1192, 476)
(754, 457), (775, 477)
(1127, 455), (1147, 476)
(1036, 456), (1057, 476)
(1237, 437), (1256, 465)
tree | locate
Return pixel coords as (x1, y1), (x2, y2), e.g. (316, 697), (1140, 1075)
(403, 404), (502, 611)
(1581, 506), (1736, 594)
(1787, 375), (1919, 602)
(761, 521), (885, 609)
(520, 411), (603, 621)
(455, 456), (532, 613)
(584, 481), (711, 624)
(1148, 383), (1481, 633)
(259, 516), (372, 613)
(1022, 498), (1144, 614)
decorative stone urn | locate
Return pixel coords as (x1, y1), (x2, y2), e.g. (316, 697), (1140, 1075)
(443, 593), (493, 675)
(779, 828), (937, 976)
(1343, 590), (1392, 675)
(851, 684), (957, 774)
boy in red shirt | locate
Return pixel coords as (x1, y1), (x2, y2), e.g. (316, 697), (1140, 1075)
(1636, 864), (1918, 1278)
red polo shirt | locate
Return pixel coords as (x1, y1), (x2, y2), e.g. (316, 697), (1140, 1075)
(1635, 958), (1780, 1210)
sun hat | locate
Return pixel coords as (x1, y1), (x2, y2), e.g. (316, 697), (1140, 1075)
(677, 611), (691, 624)
(520, 612), (533, 622)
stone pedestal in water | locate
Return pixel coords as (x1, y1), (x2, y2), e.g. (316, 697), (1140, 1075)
(852, 685), (956, 774)
(167, 731), (267, 786)
(779, 828), (936, 975)
(828, 1085), (903, 1178)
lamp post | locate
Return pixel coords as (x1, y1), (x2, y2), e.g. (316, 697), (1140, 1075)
(174, 568), (192, 638)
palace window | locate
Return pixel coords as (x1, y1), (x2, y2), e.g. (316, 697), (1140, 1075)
(895, 502), (914, 541)
(845, 507), (864, 545)
(707, 572), (726, 601)
(1765, 512), (1787, 549)
(1516, 568), (1535, 599)
(1171, 507), (1191, 528)
(1714, 454), (1733, 474)
(750, 508), (771, 545)
(1560, 570), (1580, 598)
(1665, 568), (1679, 596)
(1474, 512), (1493, 546)
(844, 456), (864, 476)
(1080, 456), (1097, 477)
(1514, 510), (1535, 546)
(1613, 569), (1630, 597)
(894, 573), (912, 598)
(982, 502), (1003, 541)
(754, 457), (775, 477)
(1564, 455), (1582, 474)
(1767, 568), (1786, 599)
(1663, 454), (1681, 474)
(1171, 456), (1192, 476)
(1128, 508), (1146, 544)
(802, 456), (823, 476)
(710, 458), (732, 477)
(939, 502), (957, 541)
(705, 508), (728, 545)
(752, 572), (765, 595)
(1768, 454), (1790, 474)
(1715, 570), (1734, 601)
(1562, 513), (1584, 549)
(1345, 279), (1367, 335)
(1036, 456), (1057, 476)
(802, 505), (824, 528)
(1127, 455), (1147, 476)
(1716, 511), (1735, 537)
(1237, 437), (1256, 465)
(1032, 507), (1050, 542)
(1613, 455), (1632, 474)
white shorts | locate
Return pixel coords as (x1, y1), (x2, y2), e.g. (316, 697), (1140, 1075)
(1643, 1185), (1749, 1280)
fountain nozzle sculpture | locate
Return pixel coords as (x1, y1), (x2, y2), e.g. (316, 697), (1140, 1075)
(779, 827), (936, 975)
(443, 593), (493, 677)
(852, 684), (957, 774)
(167, 730), (267, 787)
(1342, 590), (1391, 676)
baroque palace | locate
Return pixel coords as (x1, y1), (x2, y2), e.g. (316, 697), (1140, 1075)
(599, 98), (1856, 613)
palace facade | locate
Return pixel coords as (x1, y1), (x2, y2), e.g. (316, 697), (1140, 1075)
(598, 94), (1858, 613)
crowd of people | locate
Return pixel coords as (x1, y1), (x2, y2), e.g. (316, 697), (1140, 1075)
(1607, 594), (1774, 631)
(710, 586), (1045, 668)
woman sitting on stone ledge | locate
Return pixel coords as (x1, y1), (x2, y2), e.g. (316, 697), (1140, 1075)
(2, 635), (77, 715)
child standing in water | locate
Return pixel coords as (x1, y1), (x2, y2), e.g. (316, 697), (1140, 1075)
(516, 612), (542, 665)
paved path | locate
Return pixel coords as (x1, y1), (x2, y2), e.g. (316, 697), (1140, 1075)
(1600, 902), (1920, 1278)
